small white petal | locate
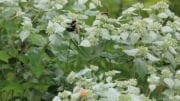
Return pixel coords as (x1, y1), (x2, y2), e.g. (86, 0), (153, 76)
(161, 26), (173, 33)
(124, 49), (138, 56)
(80, 39), (91, 47)
(89, 3), (96, 9)
(120, 32), (129, 41)
(78, 0), (88, 5)
(169, 46), (177, 54)
(101, 29), (110, 40)
(143, 18), (153, 24)
(158, 12), (168, 18)
(77, 68), (91, 77)
(126, 86), (140, 94)
(19, 30), (30, 42)
(164, 78), (174, 88)
(146, 53), (160, 62)
(54, 22), (65, 33)
(49, 34), (58, 44)
(149, 84), (156, 92)
(52, 96), (61, 101)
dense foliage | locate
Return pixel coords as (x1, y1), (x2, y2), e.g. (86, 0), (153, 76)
(0, 0), (179, 101)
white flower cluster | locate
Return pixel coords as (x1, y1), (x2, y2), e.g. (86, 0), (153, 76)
(52, 1), (179, 100)
(53, 66), (150, 101)
(1, 0), (179, 100)
(34, 0), (68, 11)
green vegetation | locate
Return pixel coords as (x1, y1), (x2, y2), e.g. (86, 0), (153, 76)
(0, 0), (179, 101)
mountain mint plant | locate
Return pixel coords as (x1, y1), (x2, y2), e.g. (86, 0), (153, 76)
(0, 0), (179, 101)
(51, 1), (180, 101)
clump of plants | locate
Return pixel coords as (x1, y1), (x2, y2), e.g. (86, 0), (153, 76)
(51, 0), (180, 101)
(53, 65), (151, 101)
(0, 0), (179, 101)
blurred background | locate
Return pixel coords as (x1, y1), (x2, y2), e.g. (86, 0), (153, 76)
(100, 0), (180, 17)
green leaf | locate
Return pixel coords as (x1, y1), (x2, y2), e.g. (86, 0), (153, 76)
(28, 34), (47, 46)
(100, 52), (117, 59)
(0, 51), (10, 63)
(1, 82), (24, 93)
(175, 55), (180, 65)
(146, 53), (159, 62)
(134, 58), (148, 79)
(6, 72), (16, 81)
(30, 65), (44, 78)
(27, 50), (40, 65)
(164, 51), (176, 68)
(119, 94), (131, 101)
(142, 31), (157, 43)
(27, 51), (44, 77)
(130, 33), (141, 44)
(49, 34), (58, 44)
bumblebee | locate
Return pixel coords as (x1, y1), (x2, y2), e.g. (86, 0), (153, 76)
(66, 20), (77, 32)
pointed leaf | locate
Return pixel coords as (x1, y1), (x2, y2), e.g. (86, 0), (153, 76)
(29, 34), (47, 46)
(146, 53), (159, 62)
(123, 49), (138, 56)
(164, 51), (176, 68)
(134, 58), (148, 79)
(0, 51), (10, 63)
(19, 30), (30, 42)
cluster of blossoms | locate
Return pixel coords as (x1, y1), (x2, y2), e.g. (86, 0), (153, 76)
(53, 65), (151, 101)
(34, 0), (68, 10)
(51, 1), (179, 101)
(0, 0), (179, 100)
(53, 66), (180, 101)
